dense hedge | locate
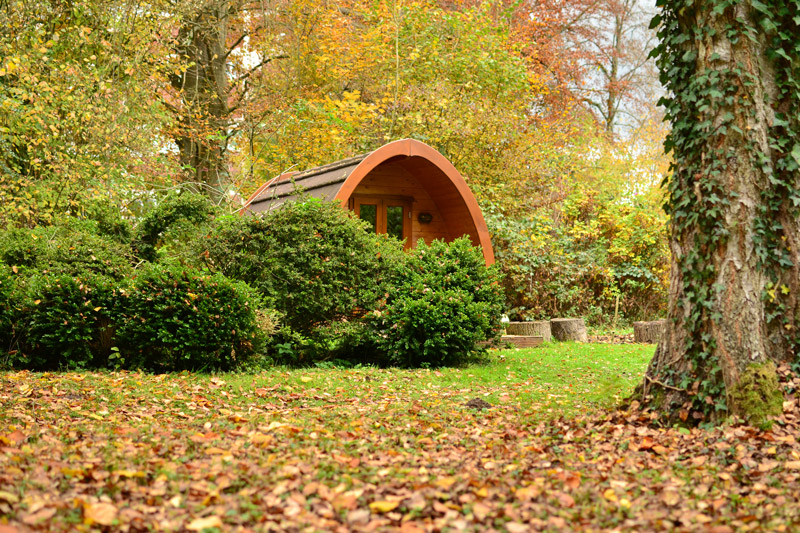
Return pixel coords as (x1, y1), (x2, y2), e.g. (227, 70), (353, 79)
(0, 193), (504, 370)
(0, 220), (134, 279)
(368, 238), (504, 367)
(0, 262), (18, 356)
(133, 192), (216, 262)
(14, 272), (120, 370)
(116, 263), (265, 371)
(197, 198), (408, 363)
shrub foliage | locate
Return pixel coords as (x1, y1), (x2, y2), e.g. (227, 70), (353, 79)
(116, 263), (264, 371)
(200, 199), (405, 336)
(369, 238), (504, 367)
(1, 195), (504, 371)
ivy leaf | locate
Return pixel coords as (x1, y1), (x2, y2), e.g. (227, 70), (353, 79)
(790, 144), (800, 167)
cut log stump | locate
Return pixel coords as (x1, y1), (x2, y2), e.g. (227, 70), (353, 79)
(550, 318), (588, 342)
(501, 335), (544, 348)
(505, 321), (552, 342)
(633, 320), (666, 344)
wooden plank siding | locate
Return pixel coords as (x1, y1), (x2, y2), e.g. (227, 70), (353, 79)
(351, 162), (451, 247)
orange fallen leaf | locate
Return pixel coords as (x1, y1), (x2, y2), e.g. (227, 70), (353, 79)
(555, 492), (575, 508)
(332, 494), (358, 511)
(638, 437), (655, 450)
(435, 476), (456, 489)
(205, 447), (228, 455)
(758, 460), (779, 472)
(6, 430), (25, 445)
(564, 472), (581, 489)
(661, 489), (681, 507)
(472, 502), (490, 520)
(23, 507), (57, 525)
(515, 486), (540, 500)
(84, 502), (117, 526)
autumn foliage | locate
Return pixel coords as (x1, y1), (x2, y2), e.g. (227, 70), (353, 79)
(1, 0), (669, 326)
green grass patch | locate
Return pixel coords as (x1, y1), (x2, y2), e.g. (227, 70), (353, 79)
(224, 342), (654, 418)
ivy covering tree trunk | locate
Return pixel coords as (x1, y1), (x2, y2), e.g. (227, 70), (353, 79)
(642, 0), (800, 425)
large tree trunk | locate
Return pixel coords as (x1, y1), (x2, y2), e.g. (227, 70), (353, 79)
(642, 0), (800, 426)
(171, 1), (232, 200)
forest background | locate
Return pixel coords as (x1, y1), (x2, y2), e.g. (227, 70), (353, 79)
(0, 0), (670, 326)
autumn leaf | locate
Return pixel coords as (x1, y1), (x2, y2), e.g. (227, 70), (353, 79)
(84, 502), (117, 526)
(186, 516), (223, 530)
(369, 500), (399, 513)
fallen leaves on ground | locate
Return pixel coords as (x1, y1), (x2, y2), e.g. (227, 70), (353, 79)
(2, 366), (800, 532)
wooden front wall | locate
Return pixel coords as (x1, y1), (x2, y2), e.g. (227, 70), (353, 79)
(347, 157), (480, 249)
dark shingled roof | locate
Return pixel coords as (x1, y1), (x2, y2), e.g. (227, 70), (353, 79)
(248, 153), (370, 210)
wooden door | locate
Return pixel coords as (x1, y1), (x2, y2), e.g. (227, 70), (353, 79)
(351, 195), (412, 248)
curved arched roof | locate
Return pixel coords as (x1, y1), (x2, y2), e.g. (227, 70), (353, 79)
(243, 139), (494, 264)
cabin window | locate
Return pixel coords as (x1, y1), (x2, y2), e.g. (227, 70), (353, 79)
(358, 203), (377, 232)
(352, 196), (412, 247)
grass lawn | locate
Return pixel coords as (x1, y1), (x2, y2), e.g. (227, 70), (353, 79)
(2, 342), (800, 532)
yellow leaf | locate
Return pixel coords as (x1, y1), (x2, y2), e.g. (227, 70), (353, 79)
(116, 470), (145, 478)
(187, 516), (223, 530)
(205, 447), (228, 455)
(300, 376), (313, 383)
(250, 432), (271, 445)
(369, 500), (399, 513)
(435, 476), (456, 489)
(0, 490), (19, 504)
(84, 502), (117, 526)
(603, 489), (617, 502)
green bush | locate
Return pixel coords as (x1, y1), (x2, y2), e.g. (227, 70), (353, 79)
(133, 191), (216, 262)
(199, 198), (405, 346)
(368, 238), (504, 367)
(0, 262), (20, 357)
(0, 221), (134, 280)
(13, 272), (121, 370)
(116, 263), (265, 371)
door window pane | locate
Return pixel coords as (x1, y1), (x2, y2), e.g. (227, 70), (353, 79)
(387, 205), (404, 240)
(359, 204), (377, 232)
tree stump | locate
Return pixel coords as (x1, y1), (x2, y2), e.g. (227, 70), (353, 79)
(505, 321), (552, 342)
(550, 318), (588, 342)
(633, 320), (666, 344)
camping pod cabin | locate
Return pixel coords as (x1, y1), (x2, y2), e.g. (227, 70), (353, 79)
(242, 139), (495, 265)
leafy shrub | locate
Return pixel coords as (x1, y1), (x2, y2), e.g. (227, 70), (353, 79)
(73, 197), (133, 243)
(0, 262), (20, 357)
(368, 238), (504, 368)
(13, 272), (122, 370)
(199, 198), (405, 341)
(488, 191), (668, 325)
(0, 221), (134, 280)
(116, 263), (265, 371)
(133, 191), (216, 262)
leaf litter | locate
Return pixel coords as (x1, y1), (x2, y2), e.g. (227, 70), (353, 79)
(1, 355), (800, 531)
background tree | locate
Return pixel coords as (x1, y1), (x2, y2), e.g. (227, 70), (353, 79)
(165, 0), (289, 200)
(0, 0), (180, 226)
(641, 0), (800, 426)
(515, 0), (660, 138)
